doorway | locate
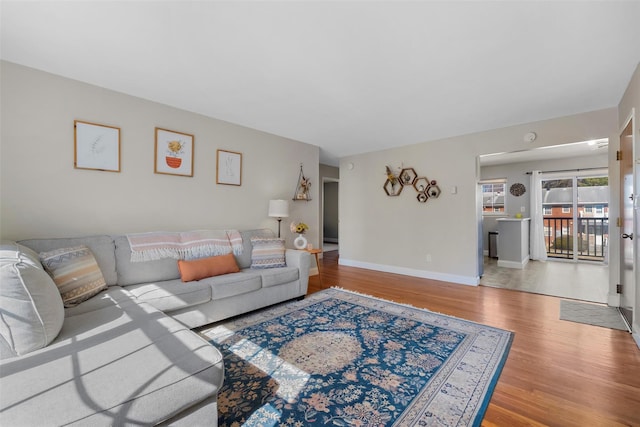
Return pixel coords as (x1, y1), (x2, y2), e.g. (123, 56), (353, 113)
(540, 172), (609, 262)
(478, 140), (610, 302)
(323, 178), (339, 252)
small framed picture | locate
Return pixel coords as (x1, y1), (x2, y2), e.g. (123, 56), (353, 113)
(155, 128), (194, 177)
(216, 149), (242, 186)
(74, 120), (121, 172)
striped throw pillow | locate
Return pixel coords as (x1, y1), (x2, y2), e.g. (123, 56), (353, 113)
(250, 238), (286, 269)
(40, 246), (107, 307)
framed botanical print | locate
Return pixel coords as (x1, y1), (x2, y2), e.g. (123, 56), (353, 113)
(74, 120), (121, 172)
(216, 149), (242, 186)
(154, 128), (194, 177)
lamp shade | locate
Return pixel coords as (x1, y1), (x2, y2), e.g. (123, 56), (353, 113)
(268, 200), (289, 218)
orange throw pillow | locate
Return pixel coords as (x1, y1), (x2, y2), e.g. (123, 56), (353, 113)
(177, 253), (240, 282)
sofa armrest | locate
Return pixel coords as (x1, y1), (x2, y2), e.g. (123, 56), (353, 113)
(285, 249), (311, 294)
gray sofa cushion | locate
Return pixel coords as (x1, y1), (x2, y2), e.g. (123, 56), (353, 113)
(64, 286), (137, 318)
(0, 242), (64, 359)
(0, 240), (41, 266)
(259, 266), (300, 288)
(0, 301), (224, 426)
(126, 279), (212, 312)
(113, 235), (181, 286)
(203, 271), (262, 300)
(19, 235), (118, 286)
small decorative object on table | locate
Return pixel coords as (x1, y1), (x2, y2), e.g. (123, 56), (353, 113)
(290, 221), (309, 249)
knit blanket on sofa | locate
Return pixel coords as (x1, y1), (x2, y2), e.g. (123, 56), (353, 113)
(127, 230), (243, 262)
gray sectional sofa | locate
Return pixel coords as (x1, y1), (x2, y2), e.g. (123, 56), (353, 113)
(0, 228), (311, 426)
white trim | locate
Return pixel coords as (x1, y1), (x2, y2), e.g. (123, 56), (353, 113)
(338, 258), (479, 286)
(478, 177), (508, 184)
(498, 256), (530, 269)
(542, 168), (609, 180)
(618, 108), (637, 338)
(607, 292), (620, 307)
(309, 267), (319, 276)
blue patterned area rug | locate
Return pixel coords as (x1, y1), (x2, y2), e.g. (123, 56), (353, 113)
(203, 288), (513, 426)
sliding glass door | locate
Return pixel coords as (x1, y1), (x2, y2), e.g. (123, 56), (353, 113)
(541, 173), (608, 262)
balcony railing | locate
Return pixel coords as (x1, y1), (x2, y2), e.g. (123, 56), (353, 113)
(543, 217), (608, 261)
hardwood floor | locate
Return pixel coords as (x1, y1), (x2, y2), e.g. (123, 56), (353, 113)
(309, 251), (640, 427)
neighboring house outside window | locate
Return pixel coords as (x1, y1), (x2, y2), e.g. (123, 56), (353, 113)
(481, 180), (506, 215)
(541, 185), (609, 260)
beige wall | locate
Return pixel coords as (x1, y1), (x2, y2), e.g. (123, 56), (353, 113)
(339, 108), (617, 285)
(0, 61), (320, 248)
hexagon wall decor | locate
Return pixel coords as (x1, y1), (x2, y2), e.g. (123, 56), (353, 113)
(383, 178), (403, 196)
(413, 177), (430, 193)
(399, 168), (417, 186)
(427, 183), (441, 198)
(383, 167), (440, 204)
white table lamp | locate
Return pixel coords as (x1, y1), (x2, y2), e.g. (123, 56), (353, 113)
(268, 200), (289, 237)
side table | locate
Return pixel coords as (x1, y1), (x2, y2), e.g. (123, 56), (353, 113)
(305, 248), (323, 286)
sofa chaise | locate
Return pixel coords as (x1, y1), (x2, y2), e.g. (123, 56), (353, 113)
(0, 228), (311, 426)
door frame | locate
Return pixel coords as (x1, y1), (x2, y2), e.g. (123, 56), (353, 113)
(616, 108), (637, 331)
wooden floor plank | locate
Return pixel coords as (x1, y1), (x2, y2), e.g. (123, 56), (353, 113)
(308, 251), (640, 427)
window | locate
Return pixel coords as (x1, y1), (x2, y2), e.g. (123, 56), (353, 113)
(481, 180), (506, 214)
(595, 205), (604, 214)
(543, 207), (552, 215)
(562, 205), (571, 213)
(584, 206), (593, 213)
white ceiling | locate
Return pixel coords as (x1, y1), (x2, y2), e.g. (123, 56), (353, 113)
(2, 1), (639, 166)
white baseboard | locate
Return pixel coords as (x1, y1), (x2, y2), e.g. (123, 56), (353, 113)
(497, 257), (529, 269)
(633, 328), (640, 350)
(309, 267), (319, 276)
(338, 258), (479, 286)
(607, 293), (621, 306)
